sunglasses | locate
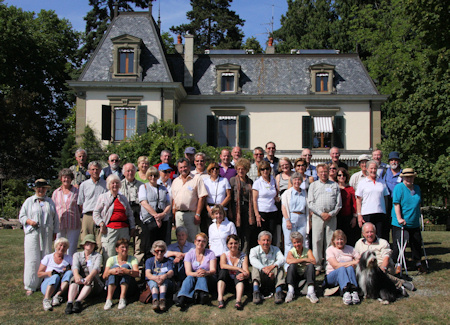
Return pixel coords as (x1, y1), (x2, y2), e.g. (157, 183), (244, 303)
(254, 153), (264, 156)
(149, 174), (159, 178)
(296, 164), (306, 167)
(195, 160), (204, 163)
(110, 159), (119, 162)
(260, 167), (270, 171)
(337, 174), (345, 177)
(154, 250), (165, 253)
(330, 167), (337, 170)
(161, 170), (172, 173)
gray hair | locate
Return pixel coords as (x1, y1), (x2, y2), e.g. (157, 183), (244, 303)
(362, 222), (376, 233)
(122, 163), (136, 175)
(176, 157), (190, 166)
(59, 168), (74, 180)
(175, 226), (188, 236)
(160, 149), (172, 157)
(151, 240), (167, 255)
(106, 174), (121, 190)
(88, 161), (102, 170)
(258, 230), (272, 241)
(366, 160), (379, 169)
(108, 153), (119, 161)
(290, 172), (303, 183)
(54, 237), (70, 250)
(194, 152), (206, 160)
(290, 231), (304, 243)
(75, 148), (87, 156)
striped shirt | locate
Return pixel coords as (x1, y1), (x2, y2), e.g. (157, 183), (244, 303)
(52, 186), (81, 230)
(307, 179), (342, 217)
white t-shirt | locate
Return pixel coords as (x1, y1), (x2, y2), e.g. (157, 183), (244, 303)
(203, 176), (231, 206)
(355, 177), (389, 215)
(208, 217), (237, 257)
(252, 176), (277, 213)
(41, 253), (72, 273)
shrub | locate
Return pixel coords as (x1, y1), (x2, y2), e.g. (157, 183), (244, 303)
(421, 206), (449, 225)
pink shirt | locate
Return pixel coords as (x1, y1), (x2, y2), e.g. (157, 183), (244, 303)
(52, 186), (81, 230)
(325, 245), (360, 275)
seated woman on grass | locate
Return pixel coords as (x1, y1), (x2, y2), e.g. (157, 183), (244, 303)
(145, 240), (174, 312)
(37, 237), (73, 311)
(103, 238), (139, 311)
(65, 234), (103, 314)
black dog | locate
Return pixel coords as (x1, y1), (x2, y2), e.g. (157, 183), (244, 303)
(356, 251), (398, 304)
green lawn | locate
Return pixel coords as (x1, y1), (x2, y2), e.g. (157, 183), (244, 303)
(1, 229), (449, 324)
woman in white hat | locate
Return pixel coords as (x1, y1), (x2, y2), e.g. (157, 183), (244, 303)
(391, 168), (426, 273)
(19, 179), (58, 296)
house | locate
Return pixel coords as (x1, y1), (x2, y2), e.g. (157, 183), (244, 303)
(69, 7), (388, 166)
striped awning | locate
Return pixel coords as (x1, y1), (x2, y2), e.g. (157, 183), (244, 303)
(314, 116), (333, 133)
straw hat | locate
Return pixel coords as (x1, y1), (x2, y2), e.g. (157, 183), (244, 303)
(34, 179), (51, 188)
(400, 168), (417, 177)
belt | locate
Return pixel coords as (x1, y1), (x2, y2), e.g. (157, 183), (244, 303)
(178, 210), (194, 213)
(292, 211), (304, 214)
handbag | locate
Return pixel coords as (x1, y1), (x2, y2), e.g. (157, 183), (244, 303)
(139, 283), (152, 304)
(143, 184), (163, 230)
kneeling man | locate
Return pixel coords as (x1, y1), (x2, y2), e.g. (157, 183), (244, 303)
(250, 231), (285, 304)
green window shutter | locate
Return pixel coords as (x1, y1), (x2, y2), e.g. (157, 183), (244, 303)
(136, 105), (147, 135)
(238, 115), (249, 148)
(101, 105), (112, 140)
(207, 115), (218, 147)
(333, 115), (345, 148)
(302, 116), (312, 148)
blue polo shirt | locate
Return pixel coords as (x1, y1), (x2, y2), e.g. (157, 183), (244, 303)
(384, 168), (402, 197)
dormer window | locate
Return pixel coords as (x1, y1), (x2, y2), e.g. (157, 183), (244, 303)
(111, 34), (142, 79)
(216, 64), (241, 94)
(119, 49), (134, 74)
(310, 63), (335, 94)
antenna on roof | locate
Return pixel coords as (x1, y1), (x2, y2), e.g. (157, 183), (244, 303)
(157, 0), (161, 30)
(259, 3), (275, 43)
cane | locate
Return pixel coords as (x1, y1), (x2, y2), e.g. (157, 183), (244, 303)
(420, 214), (430, 270)
(396, 226), (408, 276)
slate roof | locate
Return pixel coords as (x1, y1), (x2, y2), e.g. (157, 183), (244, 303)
(79, 12), (173, 83)
(167, 54), (379, 96)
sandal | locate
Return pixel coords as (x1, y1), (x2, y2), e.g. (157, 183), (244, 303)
(218, 300), (225, 309)
(235, 301), (243, 310)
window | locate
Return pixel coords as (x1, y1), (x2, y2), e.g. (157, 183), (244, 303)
(221, 73), (235, 92)
(303, 115), (345, 149)
(119, 49), (134, 74)
(215, 64), (241, 94)
(310, 63), (335, 94)
(114, 107), (136, 141)
(111, 34), (142, 79)
(315, 73), (329, 92)
(218, 116), (237, 146)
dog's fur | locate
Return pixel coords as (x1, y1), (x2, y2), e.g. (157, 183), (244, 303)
(356, 251), (398, 304)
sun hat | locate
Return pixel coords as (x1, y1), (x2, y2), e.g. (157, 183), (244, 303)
(34, 179), (51, 188)
(80, 234), (96, 246)
(388, 151), (401, 161)
(400, 168), (417, 177)
(158, 163), (173, 171)
(357, 154), (371, 164)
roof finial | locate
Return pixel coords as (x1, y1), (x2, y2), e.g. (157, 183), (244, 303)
(113, 1), (119, 19)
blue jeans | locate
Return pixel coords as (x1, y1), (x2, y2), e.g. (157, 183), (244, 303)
(177, 276), (210, 299)
(40, 271), (73, 295)
(106, 264), (133, 286)
(282, 213), (308, 255)
(324, 266), (358, 293)
(148, 278), (172, 290)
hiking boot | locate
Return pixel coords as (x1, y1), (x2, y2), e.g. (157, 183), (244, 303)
(43, 298), (53, 311)
(253, 291), (262, 304)
(343, 292), (352, 305)
(306, 292), (319, 304)
(285, 291), (294, 303)
(178, 296), (187, 308)
(274, 291), (284, 304)
(52, 294), (63, 306)
(159, 299), (166, 311)
(199, 291), (209, 305)
(65, 302), (73, 314)
(152, 299), (159, 310)
(72, 301), (82, 313)
(403, 280), (415, 291)
(351, 291), (360, 304)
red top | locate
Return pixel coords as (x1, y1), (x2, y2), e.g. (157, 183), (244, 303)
(107, 199), (128, 229)
(339, 186), (357, 217)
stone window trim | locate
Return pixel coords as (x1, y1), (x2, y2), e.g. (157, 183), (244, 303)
(107, 96), (143, 108)
(111, 34), (143, 79)
(215, 63), (241, 94)
(309, 63), (336, 94)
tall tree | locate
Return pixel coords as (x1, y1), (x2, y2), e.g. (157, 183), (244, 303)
(273, 0), (337, 53)
(0, 3), (80, 179)
(79, 0), (149, 61)
(243, 36), (263, 53)
(170, 0), (245, 53)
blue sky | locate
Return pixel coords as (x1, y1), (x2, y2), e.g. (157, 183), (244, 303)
(6, 0), (288, 47)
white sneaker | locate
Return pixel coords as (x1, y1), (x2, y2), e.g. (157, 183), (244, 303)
(43, 298), (53, 311)
(118, 298), (127, 310)
(285, 291), (295, 303)
(351, 291), (360, 304)
(306, 292), (319, 304)
(343, 292), (352, 305)
(52, 294), (63, 306)
(104, 299), (113, 310)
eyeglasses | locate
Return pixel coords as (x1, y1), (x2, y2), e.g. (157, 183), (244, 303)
(149, 174), (159, 178)
(330, 167), (337, 170)
(296, 164), (306, 167)
(267, 147), (275, 150)
(154, 250), (164, 253)
(337, 174), (345, 177)
(303, 154), (312, 157)
(110, 159), (119, 162)
(161, 170), (171, 174)
(260, 167), (270, 171)
(254, 153), (264, 156)
(195, 160), (204, 163)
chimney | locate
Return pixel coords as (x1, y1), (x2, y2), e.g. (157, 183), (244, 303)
(266, 37), (275, 54)
(148, 0), (153, 16)
(184, 34), (194, 88)
(175, 35), (184, 54)
(113, 1), (119, 19)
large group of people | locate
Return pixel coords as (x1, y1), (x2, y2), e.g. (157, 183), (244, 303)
(19, 145), (426, 313)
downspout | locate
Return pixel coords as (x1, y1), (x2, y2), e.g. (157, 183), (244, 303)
(160, 88), (164, 121)
(369, 100), (373, 150)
